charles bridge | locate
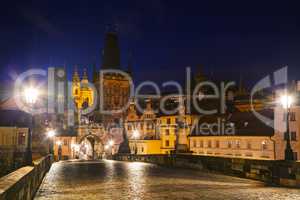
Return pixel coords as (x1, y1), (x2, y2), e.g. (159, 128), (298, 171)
(1, 154), (300, 200)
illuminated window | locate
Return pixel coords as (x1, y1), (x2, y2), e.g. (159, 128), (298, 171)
(208, 140), (212, 148)
(200, 140), (203, 148)
(262, 141), (267, 150)
(18, 132), (26, 145)
(165, 129), (170, 135)
(215, 140), (220, 148)
(165, 140), (170, 147)
(193, 140), (197, 147)
(167, 118), (171, 124)
(227, 141), (232, 148)
(247, 142), (251, 149)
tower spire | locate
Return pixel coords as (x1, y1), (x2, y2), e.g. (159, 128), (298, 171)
(73, 65), (80, 82)
(82, 68), (88, 80)
(92, 63), (99, 83)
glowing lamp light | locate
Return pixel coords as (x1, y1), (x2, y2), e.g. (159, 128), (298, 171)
(133, 130), (140, 139)
(47, 130), (56, 138)
(24, 87), (39, 104)
(104, 145), (109, 150)
(108, 140), (114, 146)
(280, 94), (294, 109)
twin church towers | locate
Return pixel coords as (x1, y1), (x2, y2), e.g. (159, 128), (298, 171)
(71, 31), (131, 124)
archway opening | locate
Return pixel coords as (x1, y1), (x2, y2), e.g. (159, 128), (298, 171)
(75, 134), (104, 160)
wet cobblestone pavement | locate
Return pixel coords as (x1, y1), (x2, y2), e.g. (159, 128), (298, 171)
(35, 160), (300, 200)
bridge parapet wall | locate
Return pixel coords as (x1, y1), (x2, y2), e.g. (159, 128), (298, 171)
(0, 155), (53, 200)
(113, 154), (300, 188)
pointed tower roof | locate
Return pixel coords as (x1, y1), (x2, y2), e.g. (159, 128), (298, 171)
(81, 68), (89, 85)
(82, 68), (88, 80)
(92, 63), (99, 83)
(72, 66), (80, 82)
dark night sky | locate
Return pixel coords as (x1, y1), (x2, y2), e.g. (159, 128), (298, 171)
(1, 1), (300, 90)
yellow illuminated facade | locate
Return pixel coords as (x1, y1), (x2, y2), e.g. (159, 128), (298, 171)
(72, 68), (94, 110)
(125, 98), (198, 154)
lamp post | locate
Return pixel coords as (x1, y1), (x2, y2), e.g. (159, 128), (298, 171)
(56, 141), (62, 160)
(133, 130), (139, 155)
(280, 94), (294, 161)
(47, 130), (56, 154)
(23, 87), (39, 165)
(108, 140), (114, 155)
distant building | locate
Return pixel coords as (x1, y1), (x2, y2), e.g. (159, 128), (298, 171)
(189, 110), (276, 160)
(124, 96), (199, 154)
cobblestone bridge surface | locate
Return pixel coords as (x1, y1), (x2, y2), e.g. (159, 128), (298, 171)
(35, 160), (300, 200)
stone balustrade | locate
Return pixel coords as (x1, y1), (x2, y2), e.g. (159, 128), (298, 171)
(0, 155), (53, 200)
(113, 154), (300, 188)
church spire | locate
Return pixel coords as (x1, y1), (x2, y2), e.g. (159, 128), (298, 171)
(82, 68), (88, 80)
(92, 63), (99, 83)
(72, 66), (80, 82)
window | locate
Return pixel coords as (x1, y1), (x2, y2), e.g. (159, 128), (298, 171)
(75, 89), (78, 95)
(174, 140), (177, 147)
(141, 147), (144, 153)
(64, 139), (68, 146)
(236, 140), (240, 149)
(165, 129), (170, 136)
(290, 112), (296, 121)
(165, 140), (170, 147)
(291, 132), (297, 141)
(227, 141), (232, 148)
(262, 141), (267, 150)
(128, 124), (132, 130)
(284, 132), (296, 140)
(18, 132), (26, 145)
(167, 118), (171, 124)
(200, 140), (203, 148)
(215, 140), (220, 148)
(283, 113), (287, 121)
(193, 140), (197, 147)
(293, 152), (298, 160)
(247, 142), (252, 149)
(208, 140), (212, 148)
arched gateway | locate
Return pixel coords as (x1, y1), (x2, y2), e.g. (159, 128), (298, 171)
(74, 125), (106, 160)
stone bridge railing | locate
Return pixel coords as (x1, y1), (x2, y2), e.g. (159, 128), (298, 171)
(113, 154), (300, 188)
(0, 155), (53, 200)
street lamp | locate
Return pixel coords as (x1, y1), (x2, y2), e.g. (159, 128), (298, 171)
(56, 140), (62, 160)
(23, 86), (39, 165)
(133, 130), (140, 155)
(280, 93), (294, 161)
(46, 130), (56, 154)
(108, 140), (114, 146)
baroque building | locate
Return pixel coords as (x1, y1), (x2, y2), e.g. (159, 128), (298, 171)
(72, 68), (94, 110)
(124, 96), (199, 155)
